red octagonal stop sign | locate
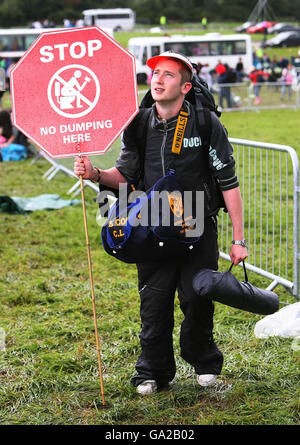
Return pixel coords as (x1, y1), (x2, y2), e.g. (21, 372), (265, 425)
(10, 27), (139, 158)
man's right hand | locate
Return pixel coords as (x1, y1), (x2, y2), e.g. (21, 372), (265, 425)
(74, 156), (99, 181)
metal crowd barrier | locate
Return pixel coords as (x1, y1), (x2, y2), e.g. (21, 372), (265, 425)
(140, 81), (300, 112)
(221, 138), (299, 300)
(31, 148), (99, 195)
(213, 81), (300, 112)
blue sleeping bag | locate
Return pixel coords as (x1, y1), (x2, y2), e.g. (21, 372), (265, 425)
(1, 143), (27, 161)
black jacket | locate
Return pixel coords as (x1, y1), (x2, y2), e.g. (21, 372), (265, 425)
(115, 100), (238, 216)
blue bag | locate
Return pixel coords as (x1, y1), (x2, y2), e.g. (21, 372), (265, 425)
(1, 143), (27, 161)
(101, 170), (204, 263)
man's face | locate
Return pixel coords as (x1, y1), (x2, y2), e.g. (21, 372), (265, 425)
(150, 59), (189, 103)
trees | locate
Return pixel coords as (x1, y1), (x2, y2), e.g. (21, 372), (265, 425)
(0, 0), (25, 27)
(0, 0), (299, 28)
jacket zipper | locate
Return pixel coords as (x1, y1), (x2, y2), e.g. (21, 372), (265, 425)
(203, 180), (211, 202)
(160, 120), (167, 176)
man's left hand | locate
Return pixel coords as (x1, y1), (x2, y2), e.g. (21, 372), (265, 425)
(229, 244), (248, 265)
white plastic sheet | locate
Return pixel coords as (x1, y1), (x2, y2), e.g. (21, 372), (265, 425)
(0, 328), (6, 351)
(254, 302), (300, 339)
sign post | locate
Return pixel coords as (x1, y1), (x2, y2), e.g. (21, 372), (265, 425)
(10, 26), (139, 406)
(76, 144), (106, 406)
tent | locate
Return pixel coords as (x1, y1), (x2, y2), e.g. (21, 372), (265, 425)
(248, 0), (277, 23)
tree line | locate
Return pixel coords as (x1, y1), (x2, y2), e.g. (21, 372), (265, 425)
(0, 0), (299, 28)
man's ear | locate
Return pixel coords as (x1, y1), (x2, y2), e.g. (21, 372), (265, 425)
(182, 82), (192, 95)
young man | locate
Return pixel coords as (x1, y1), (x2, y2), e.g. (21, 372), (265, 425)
(74, 51), (248, 395)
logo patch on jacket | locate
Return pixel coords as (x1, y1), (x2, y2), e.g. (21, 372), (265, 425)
(183, 136), (202, 148)
(167, 191), (183, 218)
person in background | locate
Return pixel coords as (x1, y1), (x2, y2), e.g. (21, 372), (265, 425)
(217, 64), (234, 109)
(215, 60), (225, 75)
(235, 58), (245, 82)
(160, 15), (167, 30)
(30, 20), (42, 29)
(249, 65), (268, 105)
(198, 64), (213, 90)
(0, 109), (15, 148)
(0, 109), (15, 161)
(280, 63), (297, 102)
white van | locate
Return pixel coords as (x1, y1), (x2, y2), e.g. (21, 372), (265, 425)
(0, 27), (113, 77)
(0, 28), (60, 60)
(82, 8), (135, 32)
(128, 34), (253, 84)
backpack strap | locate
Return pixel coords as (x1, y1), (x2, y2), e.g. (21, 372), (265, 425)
(136, 107), (152, 186)
(195, 106), (212, 152)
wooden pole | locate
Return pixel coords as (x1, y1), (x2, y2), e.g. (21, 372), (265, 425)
(79, 174), (106, 406)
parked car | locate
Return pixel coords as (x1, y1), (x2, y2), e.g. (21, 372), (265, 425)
(247, 21), (276, 34)
(234, 21), (255, 33)
(262, 31), (300, 47)
(268, 23), (300, 34)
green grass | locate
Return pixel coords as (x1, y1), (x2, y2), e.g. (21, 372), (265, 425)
(1, 23), (300, 424)
(222, 108), (300, 149)
(0, 107), (299, 425)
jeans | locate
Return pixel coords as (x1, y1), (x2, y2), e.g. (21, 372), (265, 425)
(281, 84), (292, 101)
(254, 84), (262, 98)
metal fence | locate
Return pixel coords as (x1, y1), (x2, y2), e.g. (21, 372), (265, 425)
(139, 81), (300, 111)
(31, 148), (99, 195)
(213, 81), (300, 112)
(219, 138), (299, 299)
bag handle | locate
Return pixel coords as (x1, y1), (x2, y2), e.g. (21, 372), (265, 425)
(229, 261), (249, 282)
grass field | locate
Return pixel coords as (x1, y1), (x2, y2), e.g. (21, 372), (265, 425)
(0, 27), (300, 426)
(0, 108), (299, 426)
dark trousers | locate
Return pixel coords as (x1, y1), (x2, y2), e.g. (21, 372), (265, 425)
(131, 218), (223, 388)
(219, 86), (231, 108)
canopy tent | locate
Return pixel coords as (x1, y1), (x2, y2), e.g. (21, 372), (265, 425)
(248, 0), (277, 22)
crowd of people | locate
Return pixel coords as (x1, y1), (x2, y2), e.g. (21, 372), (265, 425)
(30, 17), (84, 29)
(197, 50), (300, 108)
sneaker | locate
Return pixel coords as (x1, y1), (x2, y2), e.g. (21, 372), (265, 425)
(196, 374), (218, 387)
(137, 380), (157, 395)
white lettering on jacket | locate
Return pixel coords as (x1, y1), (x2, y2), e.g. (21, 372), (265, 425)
(183, 136), (202, 148)
(209, 145), (227, 170)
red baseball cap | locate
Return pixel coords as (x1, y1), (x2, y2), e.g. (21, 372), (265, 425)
(147, 51), (193, 78)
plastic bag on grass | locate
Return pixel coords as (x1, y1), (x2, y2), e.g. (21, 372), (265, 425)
(0, 328), (6, 351)
(254, 302), (300, 339)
